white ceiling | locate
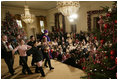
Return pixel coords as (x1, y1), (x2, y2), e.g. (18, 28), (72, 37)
(1, 1), (57, 10)
(1, 1), (112, 10)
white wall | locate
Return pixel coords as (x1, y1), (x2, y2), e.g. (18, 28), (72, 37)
(46, 8), (58, 31)
(1, 6), (47, 38)
(47, 1), (113, 33)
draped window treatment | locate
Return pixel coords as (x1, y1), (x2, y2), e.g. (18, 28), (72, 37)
(54, 13), (65, 32)
(36, 16), (47, 34)
(14, 14), (27, 35)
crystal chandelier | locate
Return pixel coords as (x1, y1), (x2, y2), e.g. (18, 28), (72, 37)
(68, 13), (78, 22)
(21, 2), (35, 24)
(57, 1), (80, 17)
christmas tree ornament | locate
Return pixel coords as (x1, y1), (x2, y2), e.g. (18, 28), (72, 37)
(82, 67), (86, 70)
(108, 8), (112, 12)
(94, 69), (97, 71)
(104, 24), (108, 29)
(100, 40), (104, 44)
(104, 42), (108, 46)
(109, 43), (112, 47)
(110, 50), (115, 55)
(90, 70), (92, 72)
(94, 37), (97, 40)
(106, 13), (111, 17)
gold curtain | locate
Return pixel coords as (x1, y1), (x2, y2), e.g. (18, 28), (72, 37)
(36, 16), (47, 34)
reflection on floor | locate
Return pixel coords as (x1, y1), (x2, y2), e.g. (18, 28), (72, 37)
(1, 55), (86, 79)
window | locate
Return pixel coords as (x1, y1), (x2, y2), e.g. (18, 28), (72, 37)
(40, 20), (44, 33)
(16, 20), (23, 28)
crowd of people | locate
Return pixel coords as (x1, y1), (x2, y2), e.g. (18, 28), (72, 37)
(42, 31), (101, 68)
(1, 29), (103, 77)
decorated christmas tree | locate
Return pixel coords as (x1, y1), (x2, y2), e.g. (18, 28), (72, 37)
(1, 11), (25, 42)
(81, 1), (117, 79)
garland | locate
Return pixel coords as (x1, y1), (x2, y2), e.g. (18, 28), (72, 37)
(87, 10), (104, 31)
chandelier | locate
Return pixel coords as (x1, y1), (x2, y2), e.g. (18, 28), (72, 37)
(21, 2), (35, 24)
(68, 13), (78, 22)
(57, 1), (80, 17)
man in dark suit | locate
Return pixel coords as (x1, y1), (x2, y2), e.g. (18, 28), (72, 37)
(27, 35), (35, 66)
(1, 35), (15, 75)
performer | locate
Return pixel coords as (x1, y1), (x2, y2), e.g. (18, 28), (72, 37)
(12, 39), (33, 74)
(43, 30), (51, 41)
(27, 35), (36, 66)
(42, 36), (54, 70)
(31, 41), (45, 77)
(1, 35), (15, 75)
(43, 30), (52, 58)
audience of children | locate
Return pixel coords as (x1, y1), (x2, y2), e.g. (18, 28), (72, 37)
(44, 31), (100, 68)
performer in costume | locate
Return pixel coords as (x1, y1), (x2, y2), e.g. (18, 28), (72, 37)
(43, 30), (53, 58)
(43, 30), (51, 41)
(12, 39), (33, 74)
(41, 35), (54, 70)
(31, 41), (45, 77)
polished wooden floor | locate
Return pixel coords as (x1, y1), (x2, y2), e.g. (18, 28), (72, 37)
(1, 55), (86, 79)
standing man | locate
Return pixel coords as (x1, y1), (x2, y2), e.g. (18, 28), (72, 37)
(27, 35), (35, 66)
(1, 35), (15, 75)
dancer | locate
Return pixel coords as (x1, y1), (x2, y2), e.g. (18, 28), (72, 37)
(42, 30), (53, 65)
(1, 35), (15, 75)
(43, 30), (51, 42)
(12, 39), (33, 74)
(27, 35), (36, 66)
(31, 41), (45, 77)
(42, 37), (54, 70)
